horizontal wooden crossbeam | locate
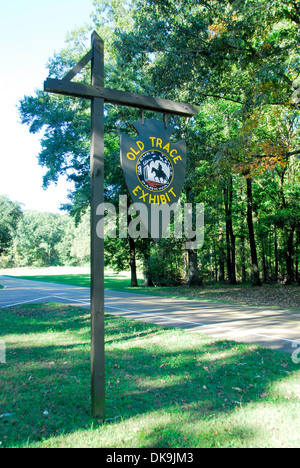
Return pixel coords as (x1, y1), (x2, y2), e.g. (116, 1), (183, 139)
(44, 78), (199, 117)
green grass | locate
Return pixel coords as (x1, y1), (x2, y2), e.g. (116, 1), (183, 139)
(13, 271), (130, 291)
(0, 303), (300, 448)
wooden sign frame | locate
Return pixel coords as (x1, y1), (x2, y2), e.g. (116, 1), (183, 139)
(44, 31), (198, 418)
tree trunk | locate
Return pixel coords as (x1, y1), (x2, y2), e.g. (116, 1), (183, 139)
(129, 236), (138, 287)
(297, 228), (300, 286)
(240, 234), (246, 283)
(127, 213), (138, 287)
(224, 177), (237, 284)
(246, 175), (262, 286)
(143, 239), (154, 287)
(218, 228), (225, 282)
(218, 249), (225, 282)
(285, 225), (295, 285)
(188, 248), (202, 286)
(262, 239), (268, 283)
(184, 185), (202, 287)
(274, 225), (279, 282)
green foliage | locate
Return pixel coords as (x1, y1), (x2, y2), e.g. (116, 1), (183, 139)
(16, 0), (300, 285)
(0, 197), (92, 268)
(147, 239), (186, 286)
(70, 210), (91, 264)
(14, 211), (71, 267)
(0, 196), (22, 263)
(105, 237), (130, 272)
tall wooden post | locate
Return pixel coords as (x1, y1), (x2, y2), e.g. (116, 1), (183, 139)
(43, 31), (198, 419)
(90, 32), (105, 418)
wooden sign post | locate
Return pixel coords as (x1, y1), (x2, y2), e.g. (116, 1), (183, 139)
(44, 31), (198, 418)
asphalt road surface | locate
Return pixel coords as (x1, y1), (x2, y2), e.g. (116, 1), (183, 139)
(0, 275), (300, 354)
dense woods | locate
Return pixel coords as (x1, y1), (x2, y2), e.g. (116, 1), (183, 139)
(10, 0), (300, 287)
(0, 196), (90, 268)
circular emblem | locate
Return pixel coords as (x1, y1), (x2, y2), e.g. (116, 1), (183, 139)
(137, 150), (173, 192)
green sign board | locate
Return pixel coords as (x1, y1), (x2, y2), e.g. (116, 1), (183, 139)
(120, 119), (186, 238)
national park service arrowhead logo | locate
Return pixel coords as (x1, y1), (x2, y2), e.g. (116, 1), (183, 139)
(120, 119), (186, 239)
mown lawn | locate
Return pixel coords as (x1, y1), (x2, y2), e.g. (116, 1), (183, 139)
(13, 270), (129, 291)
(0, 303), (299, 448)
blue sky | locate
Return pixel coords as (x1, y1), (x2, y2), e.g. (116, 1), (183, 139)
(0, 0), (95, 212)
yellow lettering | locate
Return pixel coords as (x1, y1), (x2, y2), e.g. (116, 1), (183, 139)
(136, 141), (144, 151)
(173, 155), (182, 164)
(156, 138), (162, 148)
(139, 190), (148, 202)
(168, 187), (176, 198)
(133, 186), (142, 196)
(160, 194), (167, 204)
(130, 146), (140, 156)
(150, 137), (156, 147)
(127, 152), (136, 160)
(163, 143), (170, 153)
(149, 194), (157, 204)
(170, 149), (178, 158)
(165, 192), (171, 202)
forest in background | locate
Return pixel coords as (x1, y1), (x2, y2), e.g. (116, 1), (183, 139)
(0, 195), (90, 268)
(7, 0), (300, 288)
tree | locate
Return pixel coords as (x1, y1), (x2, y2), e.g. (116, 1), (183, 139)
(0, 196), (22, 259)
(14, 211), (73, 267)
(113, 0), (300, 286)
(68, 209), (90, 265)
(18, 0), (300, 286)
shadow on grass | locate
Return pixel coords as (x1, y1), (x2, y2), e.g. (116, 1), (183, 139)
(0, 303), (298, 448)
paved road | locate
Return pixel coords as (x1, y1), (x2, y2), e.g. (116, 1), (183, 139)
(1, 275), (300, 354)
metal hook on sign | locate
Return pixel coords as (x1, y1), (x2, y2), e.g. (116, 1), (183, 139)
(163, 113), (168, 129)
(141, 109), (145, 126)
